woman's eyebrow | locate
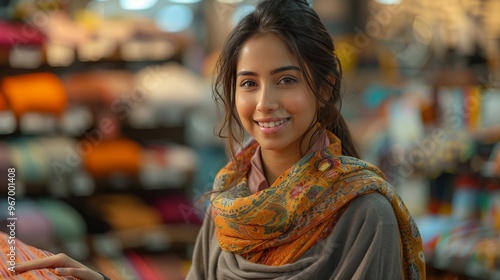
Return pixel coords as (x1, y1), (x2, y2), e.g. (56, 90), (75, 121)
(236, 65), (302, 77)
(270, 65), (301, 75)
(237, 70), (256, 77)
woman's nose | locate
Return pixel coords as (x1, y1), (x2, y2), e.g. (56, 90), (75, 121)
(256, 87), (279, 112)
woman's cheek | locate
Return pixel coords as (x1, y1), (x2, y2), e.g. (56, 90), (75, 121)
(287, 93), (313, 112)
(235, 94), (253, 122)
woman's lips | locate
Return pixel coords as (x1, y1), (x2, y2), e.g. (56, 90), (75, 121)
(255, 118), (290, 134)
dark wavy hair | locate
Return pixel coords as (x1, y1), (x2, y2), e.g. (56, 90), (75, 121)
(213, 0), (360, 161)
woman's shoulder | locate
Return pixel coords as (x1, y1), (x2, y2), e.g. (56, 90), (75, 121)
(344, 192), (398, 226)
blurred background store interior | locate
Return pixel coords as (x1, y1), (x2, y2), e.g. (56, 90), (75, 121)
(0, 0), (499, 279)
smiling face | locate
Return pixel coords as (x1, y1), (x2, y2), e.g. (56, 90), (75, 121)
(235, 33), (318, 158)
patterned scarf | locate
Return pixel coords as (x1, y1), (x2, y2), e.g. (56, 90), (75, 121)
(211, 132), (425, 279)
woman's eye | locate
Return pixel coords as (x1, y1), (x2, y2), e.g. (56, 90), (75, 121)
(241, 80), (257, 88)
(278, 77), (297, 85)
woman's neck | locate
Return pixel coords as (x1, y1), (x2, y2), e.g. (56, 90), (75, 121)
(260, 149), (301, 186)
(259, 127), (322, 185)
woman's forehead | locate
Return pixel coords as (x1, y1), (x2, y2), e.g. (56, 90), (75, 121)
(236, 34), (300, 72)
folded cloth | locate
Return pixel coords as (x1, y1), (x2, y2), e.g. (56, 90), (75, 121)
(151, 195), (202, 225)
(0, 199), (57, 252)
(1, 72), (67, 117)
(0, 231), (77, 279)
(63, 70), (133, 107)
(0, 143), (13, 190)
(0, 92), (8, 110)
(83, 138), (141, 178)
(86, 194), (162, 230)
(0, 22), (45, 47)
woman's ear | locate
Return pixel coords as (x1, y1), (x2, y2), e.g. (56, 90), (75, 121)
(328, 74), (336, 86)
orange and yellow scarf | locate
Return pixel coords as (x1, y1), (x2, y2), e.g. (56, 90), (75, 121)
(211, 132), (425, 279)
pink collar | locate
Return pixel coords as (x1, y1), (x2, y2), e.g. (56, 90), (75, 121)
(247, 131), (330, 194)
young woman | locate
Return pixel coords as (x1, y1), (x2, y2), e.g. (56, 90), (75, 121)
(15, 0), (425, 279)
(186, 0), (425, 279)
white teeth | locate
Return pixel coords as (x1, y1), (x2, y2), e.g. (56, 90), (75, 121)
(258, 119), (288, 128)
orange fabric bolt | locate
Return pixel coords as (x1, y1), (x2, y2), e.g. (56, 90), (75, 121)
(1, 73), (67, 117)
(83, 138), (141, 178)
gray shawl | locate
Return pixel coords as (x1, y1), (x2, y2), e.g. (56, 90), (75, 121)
(186, 192), (404, 280)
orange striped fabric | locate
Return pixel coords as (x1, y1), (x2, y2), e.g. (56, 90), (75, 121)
(0, 231), (77, 279)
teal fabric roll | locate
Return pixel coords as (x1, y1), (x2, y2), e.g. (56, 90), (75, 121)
(0, 198), (56, 251)
(36, 198), (87, 241)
